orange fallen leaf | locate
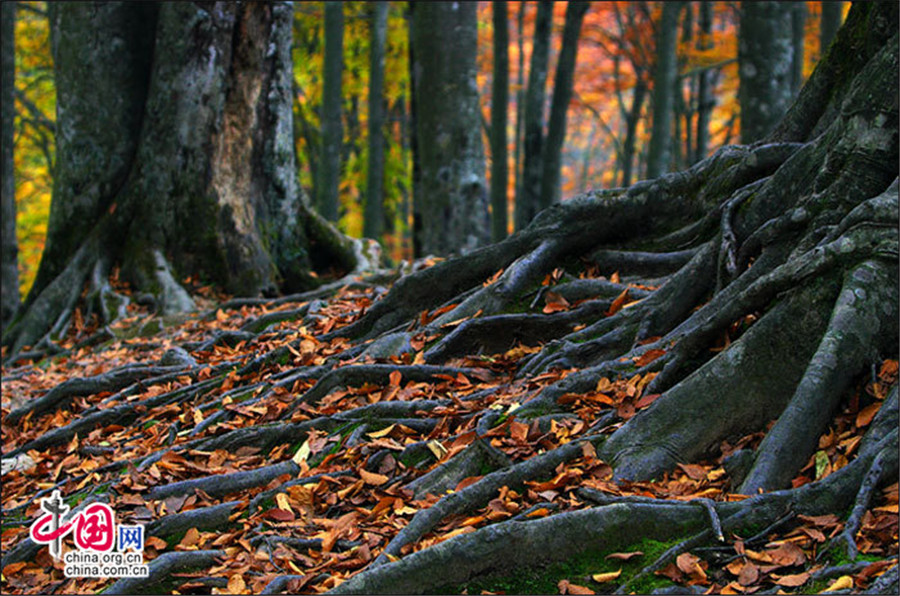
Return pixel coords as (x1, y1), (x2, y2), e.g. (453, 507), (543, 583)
(606, 289), (630, 316)
(227, 574), (246, 594)
(856, 402), (880, 427)
(558, 579), (595, 594)
(359, 468), (389, 486)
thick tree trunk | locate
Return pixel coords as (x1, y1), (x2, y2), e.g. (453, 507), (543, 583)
(411, 1), (489, 256)
(318, 2), (344, 223)
(539, 1), (589, 209)
(490, 0), (509, 243)
(646, 1), (683, 179)
(1, 1), (19, 332)
(4, 2), (373, 356)
(738, 2), (793, 143)
(363, 1), (388, 242)
(515, 0), (552, 231)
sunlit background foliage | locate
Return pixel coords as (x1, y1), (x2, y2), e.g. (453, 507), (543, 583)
(11, 1), (845, 294)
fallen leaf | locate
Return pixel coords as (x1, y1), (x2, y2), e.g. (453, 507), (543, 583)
(856, 402), (881, 427)
(292, 440), (311, 466)
(605, 551), (643, 562)
(591, 569), (621, 583)
(773, 572), (809, 587)
(275, 493), (292, 512)
(359, 469), (389, 486)
(820, 576), (853, 592)
(558, 579), (595, 594)
(227, 574), (246, 594)
(606, 289), (630, 316)
(737, 561), (759, 586)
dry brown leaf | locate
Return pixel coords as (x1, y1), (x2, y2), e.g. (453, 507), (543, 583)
(773, 572), (809, 587)
(227, 574), (246, 594)
(359, 468), (389, 486)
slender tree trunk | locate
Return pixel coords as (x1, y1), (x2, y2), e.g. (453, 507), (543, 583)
(539, 1), (589, 209)
(820, 1), (844, 53)
(515, 0), (552, 231)
(790, 2), (806, 96)
(646, 1), (683, 180)
(318, 2), (344, 222)
(411, 1), (489, 256)
(513, 1), (526, 225)
(490, 1), (510, 242)
(407, 3), (423, 258)
(363, 1), (388, 242)
(1, 0), (18, 332)
(620, 77), (646, 187)
(695, 0), (713, 164)
(738, 2), (793, 144)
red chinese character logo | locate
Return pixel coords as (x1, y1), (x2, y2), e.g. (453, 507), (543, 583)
(73, 503), (115, 552)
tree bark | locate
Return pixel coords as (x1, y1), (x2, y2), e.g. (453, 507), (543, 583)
(646, 1), (683, 179)
(515, 0), (552, 231)
(512, 1), (526, 226)
(694, 0), (713, 164)
(411, 1), (489, 256)
(363, 1), (388, 242)
(790, 1), (806, 95)
(318, 2), (344, 222)
(738, 2), (793, 143)
(820, 1), (844, 53)
(539, 1), (589, 208)
(490, 0), (509, 242)
(1, 1), (19, 333)
(4, 2), (373, 355)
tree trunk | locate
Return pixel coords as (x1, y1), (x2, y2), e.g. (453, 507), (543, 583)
(620, 77), (646, 187)
(538, 1), (589, 209)
(4, 2), (373, 356)
(411, 1), (489, 256)
(1, 1), (18, 333)
(821, 1), (844, 53)
(515, 0), (552, 231)
(645, 1), (683, 179)
(407, 3), (423, 258)
(363, 1), (388, 242)
(694, 0), (713, 164)
(738, 1), (793, 143)
(790, 1), (807, 95)
(490, 1), (509, 243)
(318, 2), (344, 222)
(513, 1), (526, 227)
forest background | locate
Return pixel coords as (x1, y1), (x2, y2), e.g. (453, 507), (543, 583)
(10, 0), (847, 297)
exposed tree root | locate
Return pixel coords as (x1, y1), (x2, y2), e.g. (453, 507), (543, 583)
(105, 550), (225, 595)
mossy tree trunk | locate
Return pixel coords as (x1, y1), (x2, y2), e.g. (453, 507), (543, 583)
(411, 1), (490, 257)
(3, 1), (373, 356)
(1, 0), (19, 332)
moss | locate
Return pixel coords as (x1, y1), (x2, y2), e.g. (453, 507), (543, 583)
(451, 537), (679, 595)
(399, 450), (436, 470)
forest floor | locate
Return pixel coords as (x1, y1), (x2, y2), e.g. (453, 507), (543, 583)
(1, 263), (897, 595)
